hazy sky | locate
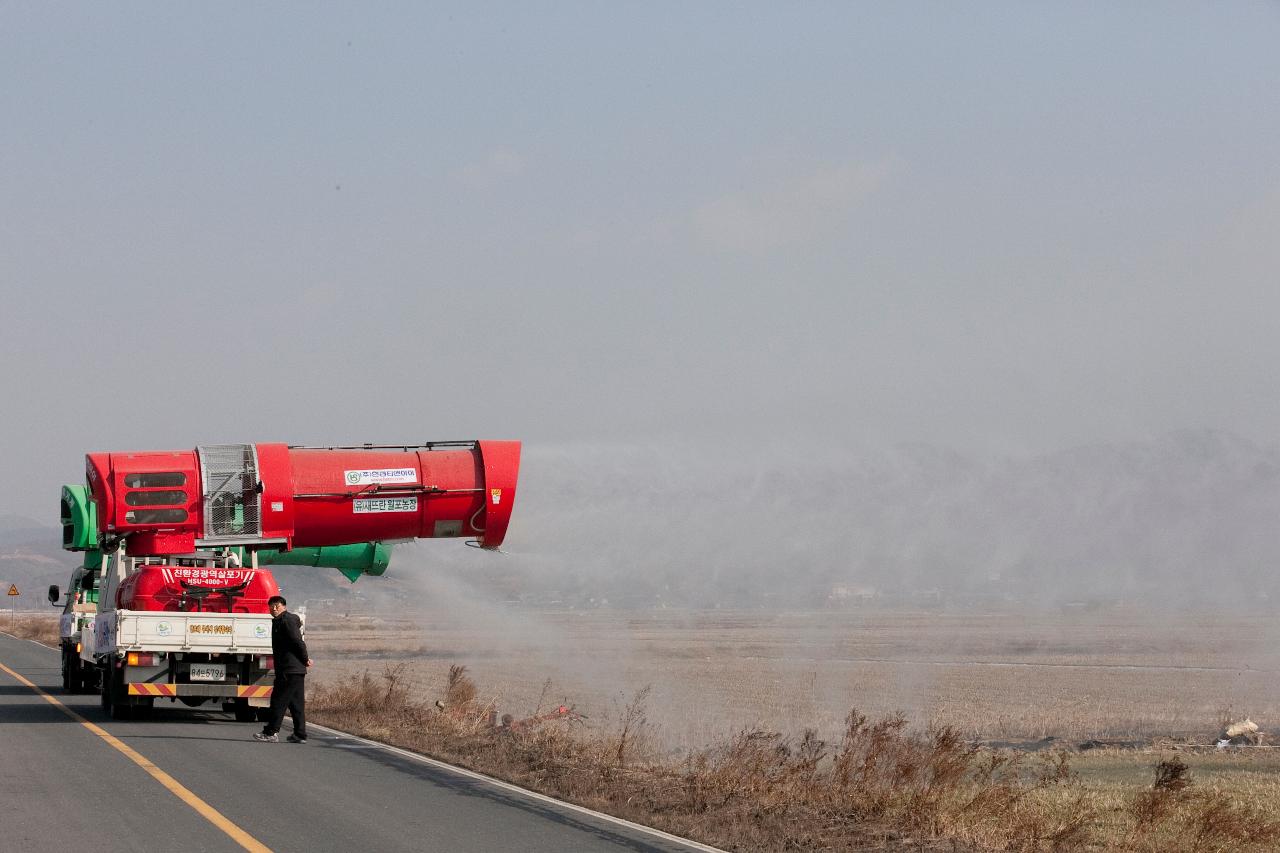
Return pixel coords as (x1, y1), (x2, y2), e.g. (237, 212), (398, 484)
(2, 4), (1278, 519)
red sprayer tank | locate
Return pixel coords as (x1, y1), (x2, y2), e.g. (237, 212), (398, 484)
(84, 441), (521, 557)
(116, 565), (280, 613)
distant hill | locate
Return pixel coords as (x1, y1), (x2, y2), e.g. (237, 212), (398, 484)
(494, 430), (1280, 609)
(0, 517), (72, 606)
(0, 514), (57, 548)
(7, 430), (1278, 612)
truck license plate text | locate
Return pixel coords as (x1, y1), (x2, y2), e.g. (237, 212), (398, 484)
(190, 664), (225, 681)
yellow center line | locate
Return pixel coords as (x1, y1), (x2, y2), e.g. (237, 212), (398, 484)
(0, 660), (271, 853)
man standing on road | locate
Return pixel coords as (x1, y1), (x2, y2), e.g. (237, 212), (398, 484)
(254, 595), (311, 743)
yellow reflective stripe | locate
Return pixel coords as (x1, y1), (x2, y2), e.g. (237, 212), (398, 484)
(128, 683), (176, 696)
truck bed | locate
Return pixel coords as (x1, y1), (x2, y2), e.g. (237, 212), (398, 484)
(92, 610), (274, 656)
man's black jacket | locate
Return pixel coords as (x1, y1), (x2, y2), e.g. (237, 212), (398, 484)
(272, 610), (309, 675)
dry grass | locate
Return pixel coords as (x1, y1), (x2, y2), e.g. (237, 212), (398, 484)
(298, 605), (1280, 849)
(2, 612), (59, 647)
(310, 664), (1280, 851)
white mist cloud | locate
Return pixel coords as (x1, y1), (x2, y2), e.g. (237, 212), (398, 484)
(490, 432), (1280, 610)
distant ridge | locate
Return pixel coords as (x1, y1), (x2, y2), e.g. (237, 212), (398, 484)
(493, 429), (1280, 609)
(8, 430), (1278, 611)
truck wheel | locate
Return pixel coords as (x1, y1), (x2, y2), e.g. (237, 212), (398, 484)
(233, 699), (257, 723)
(104, 668), (133, 721)
(61, 649), (72, 692)
(79, 664), (98, 695)
(100, 667), (112, 716)
(110, 693), (135, 719)
(70, 657), (86, 693)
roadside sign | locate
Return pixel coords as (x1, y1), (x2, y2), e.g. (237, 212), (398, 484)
(6, 584), (17, 596)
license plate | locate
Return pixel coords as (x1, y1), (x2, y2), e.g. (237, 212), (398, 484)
(190, 664), (226, 681)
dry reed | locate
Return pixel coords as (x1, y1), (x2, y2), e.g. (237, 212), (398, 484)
(2, 613), (59, 647)
(310, 665), (1280, 851)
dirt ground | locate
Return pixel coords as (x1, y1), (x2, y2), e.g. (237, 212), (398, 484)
(303, 605), (1280, 752)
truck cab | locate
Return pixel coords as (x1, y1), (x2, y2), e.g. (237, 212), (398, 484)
(50, 561), (101, 693)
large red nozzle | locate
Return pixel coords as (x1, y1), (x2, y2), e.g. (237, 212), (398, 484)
(85, 441), (520, 557)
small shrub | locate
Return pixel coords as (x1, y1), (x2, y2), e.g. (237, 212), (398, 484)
(1153, 757), (1191, 792)
(614, 685), (651, 769)
(445, 664), (477, 707)
(1184, 790), (1280, 851)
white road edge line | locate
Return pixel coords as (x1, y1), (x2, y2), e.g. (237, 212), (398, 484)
(0, 633), (58, 650)
(307, 722), (728, 853)
(3, 633), (723, 850)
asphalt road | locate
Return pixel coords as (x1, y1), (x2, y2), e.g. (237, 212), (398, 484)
(0, 632), (717, 853)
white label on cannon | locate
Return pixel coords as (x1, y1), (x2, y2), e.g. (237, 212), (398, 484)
(353, 497), (419, 514)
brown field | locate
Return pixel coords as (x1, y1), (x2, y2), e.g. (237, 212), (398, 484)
(3, 611), (59, 647)
(301, 605), (1280, 850)
(303, 605), (1280, 749)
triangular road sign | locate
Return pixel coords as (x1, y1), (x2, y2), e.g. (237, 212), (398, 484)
(6, 584), (18, 596)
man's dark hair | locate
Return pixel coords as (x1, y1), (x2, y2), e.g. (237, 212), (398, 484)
(268, 595), (286, 607)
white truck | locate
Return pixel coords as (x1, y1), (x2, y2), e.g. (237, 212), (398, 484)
(75, 547), (280, 721)
(54, 438), (521, 722)
(50, 563), (99, 693)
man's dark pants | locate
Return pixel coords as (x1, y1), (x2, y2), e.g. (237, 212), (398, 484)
(263, 671), (306, 738)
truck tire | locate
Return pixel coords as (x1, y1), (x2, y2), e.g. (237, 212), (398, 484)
(69, 656), (87, 693)
(61, 648), (72, 692)
(232, 699), (257, 723)
(78, 662), (98, 695)
(110, 699), (134, 720)
(99, 666), (112, 716)
(102, 667), (133, 721)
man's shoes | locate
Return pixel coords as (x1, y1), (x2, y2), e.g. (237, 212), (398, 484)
(286, 734), (308, 744)
(253, 732), (279, 742)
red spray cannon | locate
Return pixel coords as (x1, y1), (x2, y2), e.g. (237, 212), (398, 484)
(81, 441), (520, 557)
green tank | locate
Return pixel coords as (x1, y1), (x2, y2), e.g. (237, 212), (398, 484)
(256, 541), (392, 583)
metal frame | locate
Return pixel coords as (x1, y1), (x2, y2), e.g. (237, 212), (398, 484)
(196, 444), (267, 545)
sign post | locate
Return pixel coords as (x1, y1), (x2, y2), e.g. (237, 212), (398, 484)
(7, 584), (18, 632)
